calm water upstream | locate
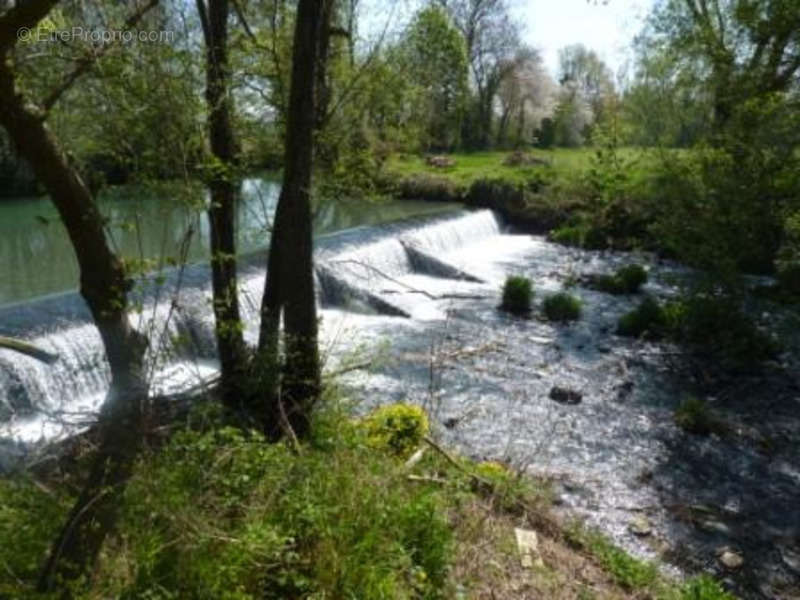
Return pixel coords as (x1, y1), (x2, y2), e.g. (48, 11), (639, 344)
(0, 176), (458, 305)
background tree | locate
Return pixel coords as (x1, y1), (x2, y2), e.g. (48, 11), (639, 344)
(557, 43), (614, 128)
(402, 5), (468, 151)
(437, 0), (521, 149)
(495, 46), (555, 148)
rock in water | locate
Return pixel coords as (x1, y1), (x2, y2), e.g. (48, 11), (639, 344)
(629, 516), (652, 537)
(716, 547), (744, 570)
(549, 386), (582, 405)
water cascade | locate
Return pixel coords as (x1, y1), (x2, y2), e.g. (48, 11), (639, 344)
(0, 209), (501, 437)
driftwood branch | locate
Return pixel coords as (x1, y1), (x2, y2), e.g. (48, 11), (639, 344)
(0, 335), (59, 364)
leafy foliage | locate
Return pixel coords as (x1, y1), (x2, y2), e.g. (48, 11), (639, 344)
(594, 264), (648, 295)
(500, 275), (533, 314)
(362, 403), (430, 458)
(542, 292), (582, 322)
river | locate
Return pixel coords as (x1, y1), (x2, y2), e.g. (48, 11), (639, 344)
(0, 176), (458, 305)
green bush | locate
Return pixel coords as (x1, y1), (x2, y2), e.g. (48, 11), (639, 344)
(675, 295), (776, 369)
(674, 396), (718, 436)
(596, 264), (648, 295)
(549, 221), (607, 249)
(543, 292), (582, 322)
(616, 297), (666, 338)
(500, 275), (533, 315)
(362, 403), (430, 458)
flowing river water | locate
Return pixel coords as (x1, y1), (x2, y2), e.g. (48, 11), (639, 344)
(1, 187), (799, 598)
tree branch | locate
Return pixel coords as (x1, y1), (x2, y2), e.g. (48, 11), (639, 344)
(41, 0), (160, 114)
(0, 0), (59, 54)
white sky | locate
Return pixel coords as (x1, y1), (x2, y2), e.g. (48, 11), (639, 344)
(360, 0), (655, 81)
(513, 0), (655, 80)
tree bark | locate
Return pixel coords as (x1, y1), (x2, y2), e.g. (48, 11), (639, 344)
(256, 0), (330, 438)
(0, 57), (147, 593)
(198, 0), (248, 408)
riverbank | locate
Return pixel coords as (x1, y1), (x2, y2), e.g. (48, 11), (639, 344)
(0, 398), (733, 599)
(378, 149), (657, 244)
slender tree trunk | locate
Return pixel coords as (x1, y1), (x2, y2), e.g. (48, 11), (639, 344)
(198, 0), (247, 408)
(0, 62), (147, 592)
(256, 0), (330, 438)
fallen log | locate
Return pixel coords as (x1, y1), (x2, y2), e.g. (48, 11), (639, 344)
(0, 335), (59, 364)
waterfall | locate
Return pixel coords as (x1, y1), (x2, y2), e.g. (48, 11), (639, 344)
(0, 209), (503, 440)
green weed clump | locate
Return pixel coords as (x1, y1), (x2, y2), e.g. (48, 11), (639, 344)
(674, 396), (724, 436)
(679, 574), (737, 600)
(543, 292), (582, 322)
(617, 296), (668, 338)
(500, 275), (533, 315)
(595, 264), (648, 295)
(362, 402), (430, 458)
(549, 222), (606, 249)
(675, 295), (777, 370)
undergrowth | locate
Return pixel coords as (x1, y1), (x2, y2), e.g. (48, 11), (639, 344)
(0, 399), (735, 599)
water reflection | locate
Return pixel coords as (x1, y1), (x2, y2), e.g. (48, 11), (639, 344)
(0, 177), (456, 305)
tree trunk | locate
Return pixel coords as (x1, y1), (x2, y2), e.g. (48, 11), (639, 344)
(256, 0), (330, 438)
(198, 0), (248, 408)
(0, 62), (147, 592)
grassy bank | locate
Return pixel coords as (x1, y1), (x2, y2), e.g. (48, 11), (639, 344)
(379, 149), (658, 243)
(0, 398), (734, 599)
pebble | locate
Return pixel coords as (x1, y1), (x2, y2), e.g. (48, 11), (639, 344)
(716, 547), (744, 570)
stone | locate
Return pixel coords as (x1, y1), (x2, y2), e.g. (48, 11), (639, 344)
(549, 386), (582, 405)
(781, 547), (800, 575)
(716, 547), (744, 570)
(629, 516), (652, 537)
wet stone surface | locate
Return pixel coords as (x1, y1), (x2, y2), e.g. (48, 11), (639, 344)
(323, 213), (800, 600)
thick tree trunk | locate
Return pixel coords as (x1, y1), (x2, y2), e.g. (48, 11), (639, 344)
(198, 0), (248, 408)
(0, 63), (147, 591)
(256, 0), (329, 438)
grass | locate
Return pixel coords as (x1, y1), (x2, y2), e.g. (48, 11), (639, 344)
(593, 264), (648, 295)
(500, 275), (534, 315)
(617, 296), (669, 338)
(384, 148), (648, 188)
(0, 399), (736, 599)
(567, 525), (737, 600)
(543, 292), (582, 322)
(674, 396), (728, 436)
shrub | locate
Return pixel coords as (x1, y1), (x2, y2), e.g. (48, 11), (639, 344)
(595, 264), (648, 295)
(674, 396), (718, 436)
(549, 221), (606, 249)
(543, 292), (582, 322)
(675, 294), (776, 369)
(616, 296), (666, 338)
(500, 275), (533, 315)
(362, 403), (430, 458)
